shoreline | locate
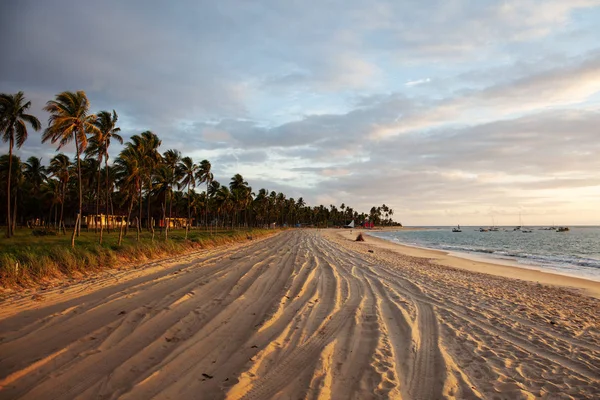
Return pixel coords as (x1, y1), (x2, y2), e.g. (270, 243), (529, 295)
(352, 230), (600, 298)
(370, 231), (600, 283)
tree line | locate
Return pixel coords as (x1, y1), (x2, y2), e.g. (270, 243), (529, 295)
(1, 91), (400, 245)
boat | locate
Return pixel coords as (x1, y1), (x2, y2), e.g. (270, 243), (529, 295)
(516, 213), (532, 233)
(479, 227), (489, 232)
(556, 227), (570, 232)
(452, 225), (462, 232)
(489, 217), (499, 231)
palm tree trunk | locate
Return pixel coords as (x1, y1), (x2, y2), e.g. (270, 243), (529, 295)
(110, 196), (115, 230)
(60, 182), (66, 235)
(6, 138), (13, 238)
(125, 194), (134, 236)
(12, 190), (17, 234)
(95, 163), (101, 233)
(205, 181), (209, 232)
(118, 220), (124, 246)
(168, 187), (173, 229)
(166, 190), (171, 238)
(71, 214), (80, 249)
(138, 182), (143, 235)
(99, 217), (104, 244)
(146, 179), (152, 232)
(135, 216), (140, 241)
(163, 201), (167, 240)
(75, 135), (83, 238)
(186, 187), (191, 240)
(105, 155), (110, 233)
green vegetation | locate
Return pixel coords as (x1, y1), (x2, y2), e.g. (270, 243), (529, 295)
(1, 89), (401, 287)
(0, 228), (273, 287)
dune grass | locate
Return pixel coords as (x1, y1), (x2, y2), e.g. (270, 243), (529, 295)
(0, 227), (273, 288)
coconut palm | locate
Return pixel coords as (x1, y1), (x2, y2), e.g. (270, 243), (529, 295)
(230, 174), (250, 227)
(24, 156), (47, 224)
(152, 164), (174, 239)
(48, 154), (71, 233)
(88, 110), (122, 232)
(197, 159), (213, 230)
(114, 147), (142, 238)
(163, 149), (182, 232)
(42, 178), (62, 228)
(0, 155), (25, 233)
(24, 156), (47, 195)
(276, 192), (286, 226)
(0, 92), (41, 237)
(215, 186), (232, 228)
(178, 156), (197, 237)
(80, 157), (100, 231)
(122, 131), (162, 231)
(42, 91), (99, 244)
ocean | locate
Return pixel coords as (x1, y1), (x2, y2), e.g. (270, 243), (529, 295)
(370, 226), (600, 282)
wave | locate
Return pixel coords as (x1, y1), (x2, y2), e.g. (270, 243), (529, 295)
(371, 232), (600, 274)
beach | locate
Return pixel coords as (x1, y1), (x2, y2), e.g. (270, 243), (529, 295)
(1, 229), (599, 399)
(361, 229), (600, 298)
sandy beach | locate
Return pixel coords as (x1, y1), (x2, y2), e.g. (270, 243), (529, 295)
(1, 229), (599, 399)
(361, 229), (600, 298)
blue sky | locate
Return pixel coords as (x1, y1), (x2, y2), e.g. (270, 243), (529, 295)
(1, 0), (600, 225)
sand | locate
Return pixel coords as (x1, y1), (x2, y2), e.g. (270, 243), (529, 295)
(0, 229), (598, 399)
(360, 230), (600, 298)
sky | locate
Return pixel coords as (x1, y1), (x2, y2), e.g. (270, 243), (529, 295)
(1, 0), (600, 226)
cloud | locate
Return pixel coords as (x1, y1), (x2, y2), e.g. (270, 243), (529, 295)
(371, 52), (600, 138)
(2, 0), (600, 224)
(405, 78), (431, 87)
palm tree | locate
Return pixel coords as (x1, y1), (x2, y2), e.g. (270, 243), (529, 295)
(137, 132), (162, 230)
(215, 185), (232, 228)
(178, 156), (197, 238)
(0, 92), (41, 237)
(197, 159), (213, 230)
(230, 174), (250, 227)
(24, 156), (47, 224)
(48, 154), (71, 233)
(80, 157), (100, 231)
(152, 164), (174, 239)
(0, 155), (25, 233)
(88, 110), (122, 233)
(42, 91), (99, 244)
(114, 147), (142, 238)
(24, 156), (47, 196)
(276, 192), (286, 226)
(122, 131), (162, 232)
(43, 178), (62, 228)
(163, 149), (182, 233)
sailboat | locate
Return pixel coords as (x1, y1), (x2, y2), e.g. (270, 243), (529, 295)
(489, 216), (499, 231)
(520, 214), (532, 233)
(452, 224), (462, 232)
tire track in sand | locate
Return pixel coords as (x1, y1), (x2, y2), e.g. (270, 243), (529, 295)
(407, 302), (443, 400)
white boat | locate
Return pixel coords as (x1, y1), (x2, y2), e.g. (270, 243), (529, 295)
(516, 213), (531, 232)
(489, 217), (499, 231)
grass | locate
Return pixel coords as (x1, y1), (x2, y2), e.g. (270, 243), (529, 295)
(0, 227), (274, 288)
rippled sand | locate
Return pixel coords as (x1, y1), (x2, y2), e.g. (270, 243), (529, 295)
(1, 230), (598, 399)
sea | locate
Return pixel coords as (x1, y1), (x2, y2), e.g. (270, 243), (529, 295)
(370, 226), (600, 282)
